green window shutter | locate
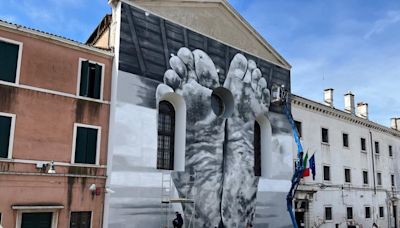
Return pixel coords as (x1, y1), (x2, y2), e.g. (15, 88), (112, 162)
(0, 116), (12, 158)
(93, 64), (102, 99)
(0, 40), (19, 83)
(85, 128), (98, 164)
(75, 127), (88, 163)
(21, 212), (52, 228)
(79, 60), (89, 97)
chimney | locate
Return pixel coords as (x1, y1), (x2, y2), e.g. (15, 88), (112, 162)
(324, 88), (334, 107)
(391, 118), (400, 131)
(357, 102), (368, 119)
(344, 91), (355, 114)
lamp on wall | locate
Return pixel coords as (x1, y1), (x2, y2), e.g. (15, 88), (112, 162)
(89, 184), (101, 196)
(47, 161), (56, 174)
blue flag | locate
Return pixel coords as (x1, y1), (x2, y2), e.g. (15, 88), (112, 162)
(309, 154), (316, 180)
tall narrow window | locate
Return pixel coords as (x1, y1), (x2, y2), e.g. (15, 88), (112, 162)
(321, 128), (329, 143)
(79, 60), (102, 99)
(254, 121), (261, 176)
(323, 165), (330, 181)
(391, 174), (395, 187)
(347, 207), (353, 219)
(74, 125), (99, 164)
(363, 171), (369, 185)
(0, 115), (12, 158)
(0, 39), (20, 83)
(70, 211), (91, 228)
(365, 207), (371, 218)
(344, 168), (351, 183)
(325, 207), (332, 221)
(375, 141), (380, 154)
(360, 138), (366, 151)
(343, 133), (349, 148)
(379, 206), (384, 217)
(157, 101), (175, 170)
(389, 145), (393, 157)
(294, 120), (302, 138)
(377, 172), (382, 186)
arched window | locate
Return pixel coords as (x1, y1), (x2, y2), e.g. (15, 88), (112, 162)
(157, 101), (175, 170)
(254, 121), (261, 176)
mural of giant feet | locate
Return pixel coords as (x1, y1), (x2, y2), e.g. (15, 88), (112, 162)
(221, 54), (270, 227)
(158, 47), (226, 227)
(158, 48), (270, 228)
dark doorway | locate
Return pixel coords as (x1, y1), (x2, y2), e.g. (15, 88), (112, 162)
(295, 212), (305, 228)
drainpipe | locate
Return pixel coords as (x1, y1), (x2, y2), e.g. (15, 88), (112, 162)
(370, 131), (376, 195)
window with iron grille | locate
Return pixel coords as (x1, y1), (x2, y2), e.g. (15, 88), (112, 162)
(254, 121), (261, 176)
(70, 211), (91, 228)
(157, 101), (175, 170)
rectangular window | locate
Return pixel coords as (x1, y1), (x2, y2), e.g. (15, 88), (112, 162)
(377, 172), (382, 186)
(347, 207), (353, 220)
(363, 171), (369, 185)
(21, 212), (53, 228)
(74, 125), (100, 165)
(379, 206), (384, 217)
(323, 165), (330, 181)
(365, 206), (371, 218)
(322, 128), (329, 143)
(70, 211), (91, 228)
(391, 174), (395, 187)
(344, 168), (351, 183)
(389, 145), (393, 157)
(343, 133), (349, 148)
(0, 114), (14, 159)
(375, 141), (380, 154)
(0, 39), (20, 83)
(361, 138), (366, 151)
(79, 60), (103, 99)
(325, 207), (332, 221)
(294, 120), (302, 138)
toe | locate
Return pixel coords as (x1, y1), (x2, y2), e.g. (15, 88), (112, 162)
(251, 68), (261, 91)
(193, 49), (220, 89)
(163, 69), (181, 90)
(224, 53), (248, 88)
(169, 55), (187, 79)
(177, 47), (194, 70)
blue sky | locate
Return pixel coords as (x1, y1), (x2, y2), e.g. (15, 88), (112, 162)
(1, 0), (399, 126)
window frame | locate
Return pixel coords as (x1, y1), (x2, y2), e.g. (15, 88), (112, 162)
(365, 206), (371, 219)
(389, 145), (393, 157)
(362, 170), (369, 185)
(76, 58), (105, 101)
(0, 36), (23, 85)
(15, 209), (59, 228)
(157, 100), (176, 170)
(344, 168), (351, 184)
(69, 211), (93, 228)
(294, 120), (302, 138)
(360, 137), (367, 152)
(374, 141), (380, 154)
(0, 112), (16, 160)
(379, 206), (385, 218)
(71, 123), (101, 166)
(324, 206), (333, 221)
(346, 207), (353, 220)
(321, 127), (329, 144)
(342, 132), (349, 148)
(323, 165), (331, 182)
(377, 172), (382, 186)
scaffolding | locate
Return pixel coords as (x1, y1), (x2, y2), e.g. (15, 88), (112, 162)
(161, 171), (197, 228)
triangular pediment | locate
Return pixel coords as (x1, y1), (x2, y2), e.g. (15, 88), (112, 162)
(124, 0), (291, 69)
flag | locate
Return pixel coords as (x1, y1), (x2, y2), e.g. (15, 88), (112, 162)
(309, 154), (316, 180)
(303, 152), (308, 168)
(303, 168), (310, 177)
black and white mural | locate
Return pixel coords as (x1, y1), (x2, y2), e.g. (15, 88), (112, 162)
(108, 2), (293, 228)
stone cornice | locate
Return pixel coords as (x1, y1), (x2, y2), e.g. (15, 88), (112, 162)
(292, 94), (400, 138)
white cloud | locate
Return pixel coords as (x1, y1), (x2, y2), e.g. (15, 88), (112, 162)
(364, 10), (400, 39)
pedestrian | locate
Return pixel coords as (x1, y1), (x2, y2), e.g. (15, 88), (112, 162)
(172, 212), (183, 228)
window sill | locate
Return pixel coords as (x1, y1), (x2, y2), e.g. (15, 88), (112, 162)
(70, 163), (103, 168)
(76, 95), (106, 103)
(343, 146), (350, 150)
(361, 150), (367, 154)
(321, 142), (330, 146)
